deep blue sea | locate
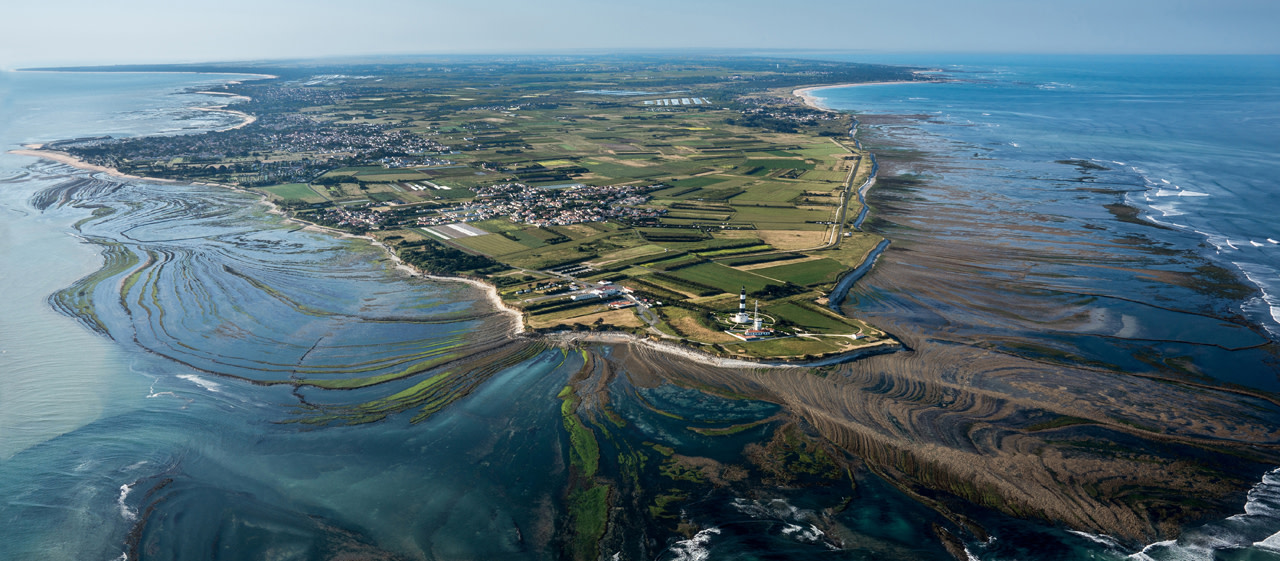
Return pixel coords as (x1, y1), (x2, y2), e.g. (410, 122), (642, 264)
(2, 59), (1280, 561)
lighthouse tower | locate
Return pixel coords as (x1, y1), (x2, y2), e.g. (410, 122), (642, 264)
(753, 300), (762, 330)
(733, 287), (751, 323)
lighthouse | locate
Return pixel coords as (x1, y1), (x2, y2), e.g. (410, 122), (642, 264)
(743, 299), (774, 339)
(733, 286), (751, 323)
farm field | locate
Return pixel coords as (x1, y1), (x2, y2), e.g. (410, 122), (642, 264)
(206, 58), (904, 360)
(752, 258), (848, 286)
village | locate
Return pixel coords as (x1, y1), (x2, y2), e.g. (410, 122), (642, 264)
(313, 182), (665, 231)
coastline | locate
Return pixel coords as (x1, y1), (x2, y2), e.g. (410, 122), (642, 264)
(192, 105), (257, 131)
(793, 80), (920, 111)
(8, 147), (183, 184)
(12, 143), (899, 367)
(9, 78), (900, 368)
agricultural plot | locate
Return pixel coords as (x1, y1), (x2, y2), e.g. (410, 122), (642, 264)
(471, 218), (526, 234)
(751, 258), (848, 286)
(667, 262), (780, 294)
(768, 301), (861, 333)
(262, 183), (326, 202)
(729, 206), (833, 230)
(800, 170), (849, 182)
(454, 234), (530, 257)
(742, 158), (817, 170)
(591, 244), (668, 265)
(731, 181), (811, 203)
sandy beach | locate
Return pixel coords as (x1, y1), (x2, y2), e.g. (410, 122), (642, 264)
(793, 81), (921, 111)
(7, 147), (182, 183)
(193, 105), (257, 131)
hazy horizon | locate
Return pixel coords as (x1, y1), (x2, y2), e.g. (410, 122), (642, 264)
(3, 0), (1278, 69)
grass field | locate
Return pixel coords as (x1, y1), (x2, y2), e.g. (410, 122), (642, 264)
(752, 258), (848, 286)
(720, 336), (850, 358)
(769, 301), (859, 333)
(454, 234), (532, 256)
(668, 262), (779, 294)
(471, 218), (526, 234)
(732, 182), (810, 203)
(356, 172), (430, 182)
(593, 244), (668, 265)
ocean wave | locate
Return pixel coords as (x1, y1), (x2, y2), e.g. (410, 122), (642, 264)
(176, 374), (222, 393)
(1235, 263), (1280, 334)
(1153, 189), (1209, 197)
(117, 483), (137, 521)
(1148, 202), (1185, 217)
(1067, 530), (1124, 549)
(1124, 468), (1280, 559)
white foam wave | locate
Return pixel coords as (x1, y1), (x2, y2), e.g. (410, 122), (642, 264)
(117, 483), (137, 522)
(1068, 530), (1123, 549)
(667, 528), (720, 561)
(1254, 530), (1280, 552)
(1252, 241), (1267, 248)
(1269, 239), (1279, 245)
(1126, 468), (1280, 559)
(177, 374), (222, 393)
(1153, 189), (1209, 197)
(1149, 203), (1185, 217)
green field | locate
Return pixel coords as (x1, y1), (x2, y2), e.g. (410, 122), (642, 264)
(732, 182), (810, 203)
(743, 158), (816, 170)
(667, 262), (780, 294)
(768, 301), (859, 333)
(354, 172), (430, 182)
(753, 258), (848, 286)
(471, 218), (526, 234)
(667, 175), (730, 189)
(454, 234), (532, 256)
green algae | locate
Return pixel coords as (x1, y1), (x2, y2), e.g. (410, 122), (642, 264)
(288, 342), (548, 426)
(567, 485), (610, 561)
(560, 385), (601, 479)
(648, 490), (688, 519)
(50, 237), (139, 335)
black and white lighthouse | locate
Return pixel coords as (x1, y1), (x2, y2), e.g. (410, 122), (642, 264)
(733, 286), (752, 323)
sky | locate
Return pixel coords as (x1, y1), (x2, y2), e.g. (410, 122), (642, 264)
(3, 0), (1279, 68)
